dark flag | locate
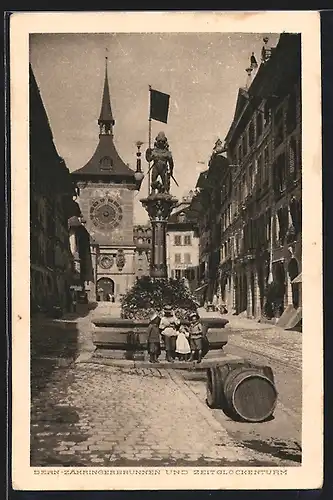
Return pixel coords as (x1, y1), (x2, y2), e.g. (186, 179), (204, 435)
(149, 87), (170, 124)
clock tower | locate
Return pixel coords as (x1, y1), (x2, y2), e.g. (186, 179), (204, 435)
(72, 56), (140, 302)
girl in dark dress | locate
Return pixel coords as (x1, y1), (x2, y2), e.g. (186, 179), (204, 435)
(147, 313), (161, 363)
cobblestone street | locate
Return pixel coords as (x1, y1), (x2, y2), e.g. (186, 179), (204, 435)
(31, 364), (292, 467)
(30, 307), (301, 468)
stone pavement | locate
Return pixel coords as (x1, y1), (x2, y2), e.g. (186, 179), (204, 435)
(31, 362), (295, 467)
(223, 312), (276, 331)
(225, 317), (302, 371)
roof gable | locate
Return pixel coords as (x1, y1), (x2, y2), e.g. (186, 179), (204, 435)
(72, 135), (135, 181)
(232, 88), (249, 123)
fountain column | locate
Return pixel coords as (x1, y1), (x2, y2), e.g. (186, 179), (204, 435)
(140, 193), (178, 278)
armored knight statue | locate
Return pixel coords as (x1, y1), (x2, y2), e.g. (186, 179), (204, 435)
(145, 131), (174, 194)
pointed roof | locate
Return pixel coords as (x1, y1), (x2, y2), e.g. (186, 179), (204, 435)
(72, 57), (136, 183)
(98, 57), (114, 125)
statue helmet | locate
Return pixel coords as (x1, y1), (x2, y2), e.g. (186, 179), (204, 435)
(156, 131), (167, 142)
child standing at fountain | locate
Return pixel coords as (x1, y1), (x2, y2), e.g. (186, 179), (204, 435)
(175, 323), (191, 361)
(147, 313), (161, 363)
(189, 312), (204, 363)
(159, 305), (180, 362)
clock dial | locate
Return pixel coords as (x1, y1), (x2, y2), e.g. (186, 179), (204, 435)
(90, 197), (123, 230)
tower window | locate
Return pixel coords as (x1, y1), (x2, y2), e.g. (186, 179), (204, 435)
(100, 156), (113, 170)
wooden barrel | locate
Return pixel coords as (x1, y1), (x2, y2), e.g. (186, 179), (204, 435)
(223, 366), (278, 422)
(206, 367), (225, 409)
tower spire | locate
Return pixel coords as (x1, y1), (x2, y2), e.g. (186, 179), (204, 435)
(98, 53), (115, 136)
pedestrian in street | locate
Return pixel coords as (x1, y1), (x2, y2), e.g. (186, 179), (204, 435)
(188, 312), (204, 363)
(175, 324), (191, 361)
(159, 305), (180, 362)
(70, 288), (77, 313)
(147, 313), (161, 363)
(212, 293), (219, 311)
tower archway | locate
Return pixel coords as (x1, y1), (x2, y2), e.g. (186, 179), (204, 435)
(96, 277), (115, 302)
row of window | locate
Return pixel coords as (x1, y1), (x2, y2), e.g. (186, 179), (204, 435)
(221, 137), (299, 234)
(221, 146), (270, 232)
(220, 199), (301, 262)
(275, 92), (298, 148)
(234, 90), (298, 165)
(273, 138), (300, 198)
(174, 252), (192, 265)
(173, 234), (192, 246)
(236, 106), (269, 163)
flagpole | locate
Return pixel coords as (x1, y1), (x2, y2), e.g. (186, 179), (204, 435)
(148, 85), (152, 196)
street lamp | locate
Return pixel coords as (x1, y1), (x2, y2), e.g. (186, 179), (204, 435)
(134, 141), (144, 185)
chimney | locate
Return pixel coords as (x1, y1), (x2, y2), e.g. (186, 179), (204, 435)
(261, 36), (272, 64)
(245, 66), (253, 90)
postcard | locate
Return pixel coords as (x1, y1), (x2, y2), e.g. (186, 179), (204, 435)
(10, 10), (322, 490)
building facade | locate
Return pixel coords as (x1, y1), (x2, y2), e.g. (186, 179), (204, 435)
(188, 34), (302, 327)
(71, 57), (142, 303)
(166, 193), (200, 291)
(189, 142), (229, 303)
(67, 195), (94, 296)
(133, 224), (152, 278)
(30, 65), (77, 315)
(220, 33), (302, 326)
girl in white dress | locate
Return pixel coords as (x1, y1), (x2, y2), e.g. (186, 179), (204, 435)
(175, 324), (191, 361)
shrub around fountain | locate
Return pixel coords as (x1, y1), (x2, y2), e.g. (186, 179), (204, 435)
(120, 276), (198, 320)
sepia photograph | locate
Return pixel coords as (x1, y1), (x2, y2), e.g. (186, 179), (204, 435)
(10, 11), (322, 490)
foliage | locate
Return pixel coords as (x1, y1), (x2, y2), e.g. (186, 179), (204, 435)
(120, 276), (198, 320)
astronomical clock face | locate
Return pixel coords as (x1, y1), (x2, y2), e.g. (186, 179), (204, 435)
(90, 197), (123, 230)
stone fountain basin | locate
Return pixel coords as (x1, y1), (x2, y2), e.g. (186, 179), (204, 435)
(92, 316), (229, 350)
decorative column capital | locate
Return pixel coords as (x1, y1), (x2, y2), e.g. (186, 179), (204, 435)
(140, 192), (178, 279)
(140, 193), (178, 222)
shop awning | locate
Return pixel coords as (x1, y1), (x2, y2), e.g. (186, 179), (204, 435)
(291, 273), (302, 284)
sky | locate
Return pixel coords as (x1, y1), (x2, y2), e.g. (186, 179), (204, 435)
(29, 32), (280, 223)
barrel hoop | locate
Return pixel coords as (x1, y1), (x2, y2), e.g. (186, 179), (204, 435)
(230, 373), (278, 422)
(206, 367), (224, 409)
